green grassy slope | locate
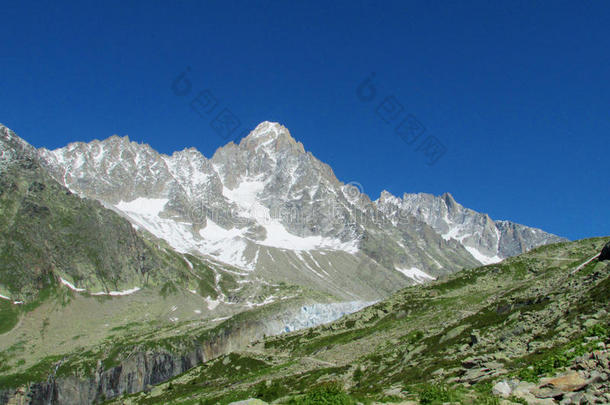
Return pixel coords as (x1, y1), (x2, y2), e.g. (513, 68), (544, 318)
(0, 143), (212, 301)
(108, 237), (609, 404)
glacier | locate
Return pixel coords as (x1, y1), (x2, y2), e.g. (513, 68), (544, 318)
(281, 301), (374, 333)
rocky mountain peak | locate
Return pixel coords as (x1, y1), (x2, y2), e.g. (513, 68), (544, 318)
(0, 124), (39, 174)
(1, 124), (35, 155)
(239, 121), (305, 155)
(377, 190), (402, 206)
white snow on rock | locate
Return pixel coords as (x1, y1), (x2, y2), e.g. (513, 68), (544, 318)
(222, 180), (266, 212)
(222, 180), (358, 253)
(261, 220), (358, 252)
(116, 197), (169, 217)
(60, 277), (86, 292)
(198, 219), (253, 269)
(395, 267), (435, 284)
(91, 287), (141, 296)
(112, 192), (357, 272)
(205, 296), (220, 310)
(114, 198), (255, 270)
(245, 295), (277, 308)
(114, 197), (204, 254)
(59, 276), (140, 296)
(464, 246), (502, 265)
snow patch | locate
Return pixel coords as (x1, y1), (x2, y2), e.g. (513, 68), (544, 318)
(115, 198), (254, 270)
(395, 267), (435, 284)
(220, 179), (358, 254)
(261, 220), (358, 252)
(464, 246), (503, 265)
(245, 295), (276, 308)
(60, 277), (86, 292)
(198, 219), (252, 270)
(91, 287), (141, 296)
(205, 296), (220, 310)
(222, 180), (266, 211)
(116, 197), (169, 217)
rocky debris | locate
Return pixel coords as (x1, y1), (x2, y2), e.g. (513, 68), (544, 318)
(381, 386), (407, 399)
(491, 349), (610, 404)
(456, 358), (508, 383)
(599, 241), (610, 261)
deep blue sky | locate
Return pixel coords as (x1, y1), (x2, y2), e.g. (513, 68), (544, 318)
(1, 1), (608, 240)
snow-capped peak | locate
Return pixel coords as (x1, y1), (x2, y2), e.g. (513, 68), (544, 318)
(30, 120), (566, 294)
(377, 190), (402, 206)
(248, 121), (286, 138)
(240, 121), (305, 154)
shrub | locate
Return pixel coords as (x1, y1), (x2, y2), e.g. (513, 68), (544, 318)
(288, 381), (355, 405)
(418, 383), (457, 404)
(254, 379), (289, 402)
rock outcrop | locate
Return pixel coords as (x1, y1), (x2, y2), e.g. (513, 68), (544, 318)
(0, 317), (272, 404)
(599, 241), (610, 261)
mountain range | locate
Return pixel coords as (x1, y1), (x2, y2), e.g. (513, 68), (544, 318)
(0, 121), (573, 404)
(36, 121), (565, 298)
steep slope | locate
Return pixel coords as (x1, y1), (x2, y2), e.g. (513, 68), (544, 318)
(377, 190), (567, 265)
(107, 237), (610, 404)
(0, 125), (201, 300)
(1, 124), (281, 309)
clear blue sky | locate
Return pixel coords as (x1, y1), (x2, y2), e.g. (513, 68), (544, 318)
(1, 1), (608, 240)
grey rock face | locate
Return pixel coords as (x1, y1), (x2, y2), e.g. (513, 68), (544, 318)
(0, 315), (270, 404)
(376, 190), (567, 264)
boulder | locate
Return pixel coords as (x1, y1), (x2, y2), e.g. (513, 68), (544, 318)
(531, 386), (564, 399)
(492, 381), (512, 397)
(542, 371), (587, 392)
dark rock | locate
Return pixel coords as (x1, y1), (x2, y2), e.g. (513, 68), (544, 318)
(469, 331), (480, 346)
(461, 357), (479, 369)
(599, 241), (610, 261)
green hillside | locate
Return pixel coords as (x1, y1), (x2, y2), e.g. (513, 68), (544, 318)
(108, 237), (609, 404)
